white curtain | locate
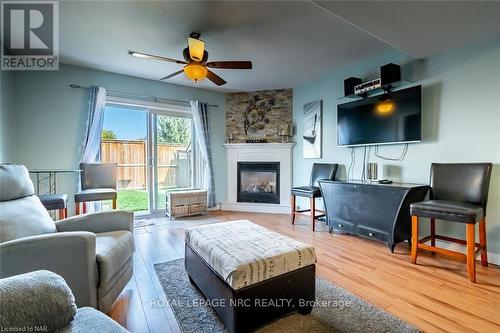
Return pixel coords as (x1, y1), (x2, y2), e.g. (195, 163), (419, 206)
(190, 101), (216, 207)
(81, 86), (107, 163)
(79, 86), (106, 212)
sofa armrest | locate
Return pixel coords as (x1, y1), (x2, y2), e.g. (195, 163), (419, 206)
(0, 232), (98, 308)
(56, 210), (134, 234)
(0, 270), (78, 332)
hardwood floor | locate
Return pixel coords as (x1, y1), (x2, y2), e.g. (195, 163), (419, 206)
(109, 211), (500, 333)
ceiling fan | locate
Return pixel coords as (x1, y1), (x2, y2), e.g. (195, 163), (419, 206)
(128, 32), (252, 86)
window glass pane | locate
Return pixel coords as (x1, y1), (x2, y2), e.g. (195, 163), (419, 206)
(101, 105), (148, 212)
(155, 114), (193, 210)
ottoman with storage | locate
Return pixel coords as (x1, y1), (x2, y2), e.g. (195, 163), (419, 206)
(185, 220), (316, 333)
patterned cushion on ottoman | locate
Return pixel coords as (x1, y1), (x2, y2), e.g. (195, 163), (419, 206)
(185, 219), (317, 290)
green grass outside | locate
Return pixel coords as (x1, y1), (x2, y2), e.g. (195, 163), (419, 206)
(116, 189), (149, 212)
(112, 189), (171, 212)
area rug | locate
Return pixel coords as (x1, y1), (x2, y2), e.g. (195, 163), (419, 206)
(154, 259), (420, 333)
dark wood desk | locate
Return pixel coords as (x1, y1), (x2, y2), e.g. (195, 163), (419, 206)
(319, 180), (429, 252)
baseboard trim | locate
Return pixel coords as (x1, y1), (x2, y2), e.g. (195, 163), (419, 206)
(208, 203), (220, 211)
(220, 202), (290, 214)
(210, 207), (500, 265)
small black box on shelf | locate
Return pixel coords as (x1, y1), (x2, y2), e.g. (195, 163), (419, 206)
(380, 63), (401, 86)
(344, 77), (362, 96)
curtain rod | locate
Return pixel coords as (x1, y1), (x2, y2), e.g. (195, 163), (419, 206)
(69, 84), (218, 108)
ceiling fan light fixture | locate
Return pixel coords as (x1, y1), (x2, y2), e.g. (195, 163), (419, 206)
(129, 32), (251, 86)
(188, 37), (205, 62)
(184, 63), (207, 82)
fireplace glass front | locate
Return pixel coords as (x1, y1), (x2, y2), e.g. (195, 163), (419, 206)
(237, 162), (280, 204)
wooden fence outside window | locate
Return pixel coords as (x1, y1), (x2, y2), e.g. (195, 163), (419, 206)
(101, 139), (191, 190)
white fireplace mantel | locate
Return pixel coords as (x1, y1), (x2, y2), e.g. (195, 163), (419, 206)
(223, 143), (295, 150)
(221, 143), (295, 214)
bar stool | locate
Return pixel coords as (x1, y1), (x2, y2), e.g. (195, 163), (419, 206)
(74, 163), (118, 215)
(39, 194), (68, 220)
(291, 163), (338, 231)
(410, 163), (492, 283)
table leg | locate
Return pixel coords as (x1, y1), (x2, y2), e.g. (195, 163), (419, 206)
(49, 172), (56, 194)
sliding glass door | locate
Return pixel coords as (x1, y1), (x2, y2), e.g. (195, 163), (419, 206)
(149, 112), (194, 212)
(101, 102), (193, 214)
(101, 104), (149, 212)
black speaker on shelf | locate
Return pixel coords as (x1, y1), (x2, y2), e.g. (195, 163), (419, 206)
(344, 77), (362, 96)
(380, 63), (401, 86)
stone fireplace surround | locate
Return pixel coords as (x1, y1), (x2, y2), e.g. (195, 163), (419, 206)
(222, 143), (294, 213)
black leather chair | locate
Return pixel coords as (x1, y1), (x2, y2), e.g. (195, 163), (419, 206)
(74, 163), (118, 215)
(291, 163), (338, 231)
(39, 194), (68, 219)
(410, 163), (493, 283)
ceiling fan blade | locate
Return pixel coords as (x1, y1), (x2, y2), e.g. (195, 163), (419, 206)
(160, 70), (184, 80)
(206, 61), (252, 69)
(206, 69), (227, 86)
(128, 51), (186, 64)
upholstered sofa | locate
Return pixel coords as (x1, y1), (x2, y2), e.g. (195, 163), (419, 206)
(0, 164), (134, 313)
(0, 270), (129, 332)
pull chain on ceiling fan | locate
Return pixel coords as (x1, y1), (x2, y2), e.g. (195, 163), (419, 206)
(129, 32), (252, 86)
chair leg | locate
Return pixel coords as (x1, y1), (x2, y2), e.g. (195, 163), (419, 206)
(75, 202), (80, 215)
(310, 197), (316, 231)
(82, 201), (87, 214)
(430, 218), (436, 247)
(411, 215), (419, 264)
(479, 218), (488, 267)
(291, 195), (296, 225)
(112, 199), (117, 210)
(466, 223), (476, 283)
(58, 208), (66, 220)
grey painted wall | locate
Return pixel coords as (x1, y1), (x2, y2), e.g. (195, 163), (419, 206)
(0, 70), (16, 163)
(292, 37), (500, 257)
(5, 64), (227, 211)
(3, 36), (499, 259)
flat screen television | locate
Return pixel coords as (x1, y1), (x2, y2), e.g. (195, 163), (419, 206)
(337, 85), (422, 147)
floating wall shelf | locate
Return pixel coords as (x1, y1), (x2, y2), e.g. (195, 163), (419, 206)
(338, 79), (413, 103)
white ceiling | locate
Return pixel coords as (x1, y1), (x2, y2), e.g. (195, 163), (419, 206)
(314, 0), (500, 59)
(59, 1), (500, 92)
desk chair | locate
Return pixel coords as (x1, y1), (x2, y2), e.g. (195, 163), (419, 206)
(75, 163), (117, 215)
(410, 163), (492, 283)
(39, 194), (68, 219)
(291, 163), (338, 231)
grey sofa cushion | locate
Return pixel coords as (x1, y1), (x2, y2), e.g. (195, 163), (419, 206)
(56, 307), (129, 333)
(95, 231), (134, 285)
(0, 196), (57, 243)
(0, 164), (35, 201)
(0, 270), (77, 333)
(97, 259), (133, 314)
